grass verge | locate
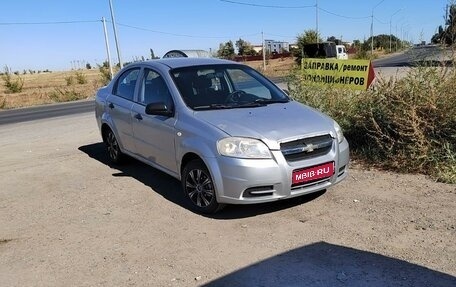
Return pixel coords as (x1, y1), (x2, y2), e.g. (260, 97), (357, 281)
(288, 63), (456, 183)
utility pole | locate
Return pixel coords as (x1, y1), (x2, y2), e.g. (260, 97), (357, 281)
(262, 30), (266, 71)
(316, 0), (319, 43)
(102, 17), (114, 79)
(371, 0), (385, 56)
(370, 13), (374, 55)
(395, 24), (398, 51)
(109, 0), (123, 69)
(389, 9), (401, 52)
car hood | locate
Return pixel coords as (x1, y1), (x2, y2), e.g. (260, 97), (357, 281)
(194, 101), (336, 150)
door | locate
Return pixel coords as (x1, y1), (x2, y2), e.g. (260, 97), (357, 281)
(106, 68), (140, 152)
(131, 68), (178, 174)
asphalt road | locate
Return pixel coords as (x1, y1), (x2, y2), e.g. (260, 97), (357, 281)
(373, 45), (452, 67)
(0, 99), (95, 125)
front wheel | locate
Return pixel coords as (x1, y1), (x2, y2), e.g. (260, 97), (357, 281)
(182, 159), (224, 214)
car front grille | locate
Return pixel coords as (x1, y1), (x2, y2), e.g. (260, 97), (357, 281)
(280, 134), (333, 161)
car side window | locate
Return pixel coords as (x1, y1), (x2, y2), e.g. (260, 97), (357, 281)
(139, 69), (173, 108)
(114, 68), (140, 101)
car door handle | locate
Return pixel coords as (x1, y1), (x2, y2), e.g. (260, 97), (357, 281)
(134, 113), (143, 121)
(108, 102), (115, 109)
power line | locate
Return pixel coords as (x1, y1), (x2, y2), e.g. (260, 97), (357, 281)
(374, 16), (388, 25)
(220, 1), (371, 20)
(115, 22), (261, 39)
(264, 33), (296, 39)
(219, 0), (314, 9)
(0, 20), (99, 25)
(318, 7), (370, 19)
(0, 18), (261, 40)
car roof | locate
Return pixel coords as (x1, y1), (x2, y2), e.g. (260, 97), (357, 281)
(142, 57), (237, 69)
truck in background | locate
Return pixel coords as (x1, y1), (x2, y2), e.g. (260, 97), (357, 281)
(302, 42), (348, 60)
(336, 45), (348, 59)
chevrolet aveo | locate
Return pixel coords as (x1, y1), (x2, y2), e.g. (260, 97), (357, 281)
(95, 58), (349, 213)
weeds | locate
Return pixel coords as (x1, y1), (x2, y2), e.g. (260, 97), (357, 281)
(1, 66), (24, 93)
(66, 72), (88, 86)
(99, 65), (113, 86)
(288, 61), (456, 183)
(75, 72), (87, 84)
(65, 75), (75, 86)
(48, 88), (85, 102)
(0, 96), (6, 109)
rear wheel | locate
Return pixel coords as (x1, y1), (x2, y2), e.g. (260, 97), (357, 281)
(104, 128), (124, 164)
(182, 159), (224, 214)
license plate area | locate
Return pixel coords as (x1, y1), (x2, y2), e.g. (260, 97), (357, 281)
(292, 162), (335, 186)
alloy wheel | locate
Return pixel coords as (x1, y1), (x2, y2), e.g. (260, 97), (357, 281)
(185, 168), (215, 208)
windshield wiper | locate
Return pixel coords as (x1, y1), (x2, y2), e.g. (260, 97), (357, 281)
(254, 98), (289, 105)
(193, 104), (234, 110)
(235, 102), (267, 108)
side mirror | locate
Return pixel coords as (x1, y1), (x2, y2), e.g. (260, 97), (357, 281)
(145, 102), (174, 117)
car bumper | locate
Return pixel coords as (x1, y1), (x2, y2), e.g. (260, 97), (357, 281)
(204, 138), (349, 204)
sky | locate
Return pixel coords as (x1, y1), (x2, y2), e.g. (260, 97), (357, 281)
(0, 0), (450, 71)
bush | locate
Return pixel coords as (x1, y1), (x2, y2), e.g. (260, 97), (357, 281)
(48, 88), (84, 102)
(98, 64), (118, 86)
(75, 72), (87, 84)
(0, 96), (6, 109)
(287, 64), (456, 183)
(353, 48), (370, 60)
(65, 75), (75, 86)
(1, 66), (24, 93)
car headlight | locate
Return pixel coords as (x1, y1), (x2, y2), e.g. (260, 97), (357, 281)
(217, 137), (272, 159)
(334, 121), (344, 143)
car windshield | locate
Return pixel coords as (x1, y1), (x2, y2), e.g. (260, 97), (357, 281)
(171, 64), (289, 110)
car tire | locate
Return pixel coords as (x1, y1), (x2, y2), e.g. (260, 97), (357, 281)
(104, 128), (125, 164)
(182, 159), (224, 214)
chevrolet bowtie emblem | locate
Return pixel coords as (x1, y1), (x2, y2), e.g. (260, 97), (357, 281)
(303, 143), (316, 153)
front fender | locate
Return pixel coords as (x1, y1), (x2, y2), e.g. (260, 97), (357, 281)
(176, 136), (218, 173)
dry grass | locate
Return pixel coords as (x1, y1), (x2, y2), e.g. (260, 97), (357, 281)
(243, 57), (296, 78)
(288, 62), (456, 183)
(0, 59), (295, 110)
(0, 69), (102, 109)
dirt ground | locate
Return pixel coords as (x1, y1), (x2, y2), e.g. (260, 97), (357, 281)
(0, 111), (455, 287)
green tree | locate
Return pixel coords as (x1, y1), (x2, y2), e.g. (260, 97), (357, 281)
(293, 29), (323, 64)
(352, 39), (361, 48)
(217, 41), (235, 59)
(445, 4), (456, 45)
(327, 36), (342, 45)
(297, 30), (322, 45)
(432, 3), (456, 45)
(235, 38), (257, 56)
(431, 25), (444, 44)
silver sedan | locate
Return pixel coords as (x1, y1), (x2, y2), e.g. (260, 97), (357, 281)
(95, 58), (349, 213)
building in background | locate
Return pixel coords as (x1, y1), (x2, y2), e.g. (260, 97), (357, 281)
(252, 40), (290, 54)
(264, 40), (289, 54)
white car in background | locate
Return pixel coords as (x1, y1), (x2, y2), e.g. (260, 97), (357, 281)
(336, 45), (348, 60)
